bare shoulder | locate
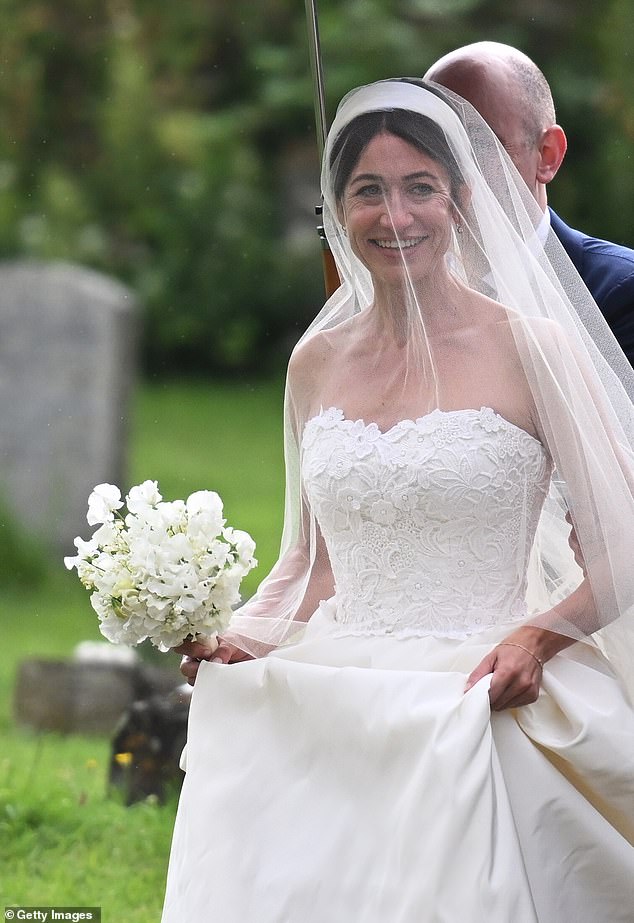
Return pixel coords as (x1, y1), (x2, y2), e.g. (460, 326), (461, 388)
(504, 310), (571, 357)
(507, 311), (565, 339)
(468, 291), (564, 341)
(286, 326), (347, 425)
(288, 328), (336, 390)
(288, 317), (360, 386)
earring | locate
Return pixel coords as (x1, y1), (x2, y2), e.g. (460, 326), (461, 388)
(455, 223), (463, 235)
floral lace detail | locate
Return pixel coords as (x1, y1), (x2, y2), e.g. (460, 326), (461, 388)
(302, 407), (552, 639)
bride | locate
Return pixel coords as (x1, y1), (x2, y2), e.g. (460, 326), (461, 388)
(163, 79), (634, 921)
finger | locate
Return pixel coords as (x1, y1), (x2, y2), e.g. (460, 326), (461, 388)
(173, 637), (219, 659)
(487, 669), (512, 709)
(210, 643), (234, 664)
(493, 693), (537, 711)
(489, 670), (541, 711)
(488, 666), (527, 709)
(180, 656), (201, 686)
(227, 647), (255, 663)
(491, 688), (540, 710)
(465, 653), (497, 691)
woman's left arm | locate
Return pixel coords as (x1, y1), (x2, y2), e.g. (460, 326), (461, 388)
(465, 579), (594, 710)
(469, 317), (634, 710)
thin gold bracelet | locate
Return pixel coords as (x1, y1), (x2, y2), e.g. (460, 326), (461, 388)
(497, 641), (544, 669)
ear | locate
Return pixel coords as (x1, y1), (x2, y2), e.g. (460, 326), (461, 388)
(536, 125), (567, 185)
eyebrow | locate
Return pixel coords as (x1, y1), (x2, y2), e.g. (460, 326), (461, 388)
(349, 170), (439, 186)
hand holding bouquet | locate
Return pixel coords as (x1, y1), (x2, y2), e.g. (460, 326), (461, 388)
(64, 481), (257, 651)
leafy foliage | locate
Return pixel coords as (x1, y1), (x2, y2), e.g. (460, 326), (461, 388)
(0, 0), (632, 372)
(0, 497), (47, 588)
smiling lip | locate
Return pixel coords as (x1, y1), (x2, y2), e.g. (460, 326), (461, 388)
(371, 236), (427, 250)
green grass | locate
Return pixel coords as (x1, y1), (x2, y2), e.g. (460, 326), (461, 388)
(0, 734), (174, 919)
(0, 376), (285, 919)
(130, 377), (285, 596)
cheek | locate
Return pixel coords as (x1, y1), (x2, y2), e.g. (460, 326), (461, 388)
(508, 152), (536, 187)
(428, 205), (454, 239)
(344, 204), (381, 241)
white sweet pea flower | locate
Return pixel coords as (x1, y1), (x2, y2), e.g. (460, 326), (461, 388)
(186, 490), (223, 517)
(163, 531), (194, 564)
(186, 490), (225, 535)
(224, 527), (257, 569)
(128, 540), (165, 579)
(89, 591), (112, 619)
(87, 484), (123, 526)
(64, 535), (98, 571)
(94, 561), (134, 597)
(154, 499), (188, 532)
(211, 571), (242, 610)
(70, 479), (256, 650)
(71, 560), (100, 589)
(196, 542), (232, 574)
(126, 479), (162, 514)
(91, 521), (123, 550)
(139, 592), (173, 616)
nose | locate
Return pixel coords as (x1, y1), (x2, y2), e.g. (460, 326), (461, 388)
(379, 190), (414, 233)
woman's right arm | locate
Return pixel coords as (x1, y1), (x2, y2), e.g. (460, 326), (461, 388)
(177, 515), (335, 684)
(177, 333), (335, 684)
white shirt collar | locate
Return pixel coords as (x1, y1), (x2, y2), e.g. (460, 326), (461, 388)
(536, 207), (551, 245)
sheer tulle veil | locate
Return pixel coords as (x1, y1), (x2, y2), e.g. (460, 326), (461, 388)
(226, 78), (634, 701)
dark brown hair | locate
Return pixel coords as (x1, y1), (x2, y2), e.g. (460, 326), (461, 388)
(330, 94), (464, 203)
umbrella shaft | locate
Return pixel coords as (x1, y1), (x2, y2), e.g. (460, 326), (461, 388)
(305, 0), (327, 159)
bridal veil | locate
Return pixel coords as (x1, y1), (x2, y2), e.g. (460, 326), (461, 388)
(225, 78), (634, 701)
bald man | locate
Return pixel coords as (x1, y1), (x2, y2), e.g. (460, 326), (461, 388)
(425, 41), (634, 366)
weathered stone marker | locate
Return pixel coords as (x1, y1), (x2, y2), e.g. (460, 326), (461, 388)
(14, 643), (184, 735)
(0, 260), (137, 553)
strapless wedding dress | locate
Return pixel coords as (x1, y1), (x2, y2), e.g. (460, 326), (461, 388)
(162, 408), (634, 922)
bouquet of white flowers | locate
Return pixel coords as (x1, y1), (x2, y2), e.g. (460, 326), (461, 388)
(64, 480), (257, 651)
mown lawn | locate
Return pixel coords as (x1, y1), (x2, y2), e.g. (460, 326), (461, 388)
(1, 376), (285, 919)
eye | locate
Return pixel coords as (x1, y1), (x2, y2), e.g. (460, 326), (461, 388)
(354, 183), (383, 199)
(409, 183), (434, 197)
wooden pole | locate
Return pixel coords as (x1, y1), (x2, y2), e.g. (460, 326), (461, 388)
(304, 0), (340, 297)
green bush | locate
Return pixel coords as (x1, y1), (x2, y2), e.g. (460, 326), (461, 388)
(1, 0), (632, 373)
(0, 499), (46, 589)
(0, 1), (325, 374)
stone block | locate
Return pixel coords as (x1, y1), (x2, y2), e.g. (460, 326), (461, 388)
(0, 260), (138, 553)
(13, 653), (183, 735)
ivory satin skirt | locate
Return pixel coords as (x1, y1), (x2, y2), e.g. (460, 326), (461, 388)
(162, 611), (634, 922)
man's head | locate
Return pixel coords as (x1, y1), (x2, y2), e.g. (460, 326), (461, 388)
(425, 41), (566, 210)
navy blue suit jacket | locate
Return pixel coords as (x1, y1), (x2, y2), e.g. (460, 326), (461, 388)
(549, 208), (634, 366)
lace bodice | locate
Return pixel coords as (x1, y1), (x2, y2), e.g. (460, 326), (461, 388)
(302, 407), (552, 639)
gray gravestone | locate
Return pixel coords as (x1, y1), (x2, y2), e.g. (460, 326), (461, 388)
(0, 260), (138, 554)
(13, 653), (184, 735)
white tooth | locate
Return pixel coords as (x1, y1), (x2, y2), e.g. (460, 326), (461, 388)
(375, 237), (423, 249)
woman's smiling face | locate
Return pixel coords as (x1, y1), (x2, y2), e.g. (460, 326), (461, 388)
(340, 131), (456, 285)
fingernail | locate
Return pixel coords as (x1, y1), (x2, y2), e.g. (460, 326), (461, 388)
(211, 656), (224, 664)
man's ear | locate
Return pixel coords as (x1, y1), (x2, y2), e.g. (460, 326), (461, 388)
(536, 125), (567, 185)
